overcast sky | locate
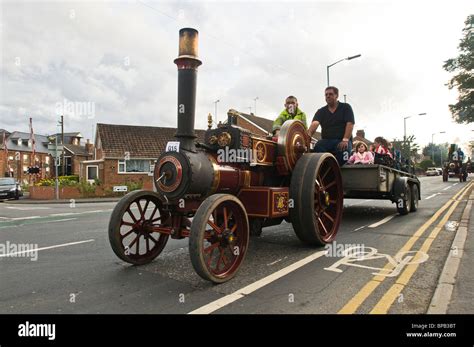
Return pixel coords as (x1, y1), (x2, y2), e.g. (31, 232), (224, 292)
(1, 0), (473, 153)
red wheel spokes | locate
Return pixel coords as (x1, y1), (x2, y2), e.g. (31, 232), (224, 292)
(202, 202), (245, 276)
(119, 197), (170, 257)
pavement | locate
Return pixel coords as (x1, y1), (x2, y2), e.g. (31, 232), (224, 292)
(0, 175), (472, 314)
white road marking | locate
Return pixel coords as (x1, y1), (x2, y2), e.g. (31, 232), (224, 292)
(351, 225), (367, 232)
(47, 218), (77, 223)
(267, 257), (287, 266)
(9, 216), (41, 221)
(5, 206), (51, 210)
(443, 185), (454, 191)
(368, 214), (397, 228)
(0, 239), (95, 257)
(0, 209), (113, 222)
(425, 193), (440, 200)
(345, 199), (372, 206)
(188, 250), (327, 314)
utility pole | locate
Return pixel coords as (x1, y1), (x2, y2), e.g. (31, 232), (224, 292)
(61, 115), (65, 176)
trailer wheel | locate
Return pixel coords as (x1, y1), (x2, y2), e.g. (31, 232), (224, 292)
(409, 184), (419, 212)
(396, 183), (412, 215)
(108, 190), (170, 265)
(189, 194), (249, 283)
(290, 153), (343, 246)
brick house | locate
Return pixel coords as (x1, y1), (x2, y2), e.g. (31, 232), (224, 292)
(52, 132), (94, 176)
(0, 131), (52, 184)
(81, 123), (206, 191)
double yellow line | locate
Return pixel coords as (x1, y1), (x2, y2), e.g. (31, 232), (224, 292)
(339, 181), (473, 314)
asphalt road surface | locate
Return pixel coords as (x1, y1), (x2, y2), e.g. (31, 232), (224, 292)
(0, 176), (471, 314)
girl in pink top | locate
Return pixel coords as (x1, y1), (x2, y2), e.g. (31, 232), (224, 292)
(347, 142), (374, 164)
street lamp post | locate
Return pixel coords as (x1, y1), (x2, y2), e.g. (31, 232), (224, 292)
(327, 54), (361, 86)
(403, 112), (426, 173)
(214, 99), (220, 124)
(254, 97), (258, 115)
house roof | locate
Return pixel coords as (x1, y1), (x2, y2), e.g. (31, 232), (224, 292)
(64, 144), (90, 156)
(53, 132), (83, 145)
(238, 113), (274, 134)
(233, 111), (321, 139)
(0, 131), (50, 154)
(96, 123), (206, 159)
(353, 135), (373, 146)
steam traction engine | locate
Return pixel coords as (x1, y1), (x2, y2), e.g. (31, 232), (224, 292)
(442, 144), (468, 182)
(108, 28), (344, 283)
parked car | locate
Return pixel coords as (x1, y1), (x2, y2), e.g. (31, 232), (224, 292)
(426, 168), (439, 176)
(436, 168), (443, 175)
(0, 177), (23, 200)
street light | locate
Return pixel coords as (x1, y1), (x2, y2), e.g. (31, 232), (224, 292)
(403, 112), (426, 173)
(403, 113), (427, 142)
(327, 54), (361, 86)
(214, 99), (220, 124)
(254, 97), (259, 115)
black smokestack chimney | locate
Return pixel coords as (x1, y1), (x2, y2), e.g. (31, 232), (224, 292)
(174, 28), (202, 152)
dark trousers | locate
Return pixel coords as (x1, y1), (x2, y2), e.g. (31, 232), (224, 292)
(312, 138), (352, 166)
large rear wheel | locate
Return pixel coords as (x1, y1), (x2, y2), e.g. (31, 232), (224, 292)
(290, 153), (343, 246)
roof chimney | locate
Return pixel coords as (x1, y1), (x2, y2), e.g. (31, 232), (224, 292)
(356, 129), (365, 139)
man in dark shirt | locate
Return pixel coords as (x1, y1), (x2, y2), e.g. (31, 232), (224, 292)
(307, 86), (355, 165)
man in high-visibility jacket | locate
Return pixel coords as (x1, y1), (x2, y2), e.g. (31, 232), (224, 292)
(273, 96), (307, 136)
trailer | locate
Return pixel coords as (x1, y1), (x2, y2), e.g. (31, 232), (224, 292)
(341, 164), (421, 215)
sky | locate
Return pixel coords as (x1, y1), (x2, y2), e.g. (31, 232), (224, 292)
(1, 0), (473, 154)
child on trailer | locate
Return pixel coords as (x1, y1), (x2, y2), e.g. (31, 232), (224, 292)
(373, 136), (393, 158)
(347, 142), (374, 165)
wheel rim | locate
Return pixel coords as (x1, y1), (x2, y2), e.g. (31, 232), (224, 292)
(313, 157), (343, 242)
(201, 201), (248, 279)
(117, 195), (169, 263)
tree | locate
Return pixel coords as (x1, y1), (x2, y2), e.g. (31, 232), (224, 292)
(392, 135), (420, 161)
(422, 142), (450, 166)
(418, 159), (435, 172)
(443, 15), (474, 124)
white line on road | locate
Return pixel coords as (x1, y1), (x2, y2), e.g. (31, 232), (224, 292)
(188, 250), (327, 314)
(368, 214), (397, 228)
(0, 209), (113, 222)
(345, 199), (372, 207)
(9, 216), (41, 221)
(5, 206), (51, 210)
(425, 193), (440, 200)
(443, 185), (454, 191)
(351, 225), (367, 232)
(0, 239), (95, 257)
(48, 218), (77, 223)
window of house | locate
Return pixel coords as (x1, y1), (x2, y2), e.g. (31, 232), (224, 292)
(118, 159), (152, 173)
(23, 154), (28, 163)
(86, 165), (98, 183)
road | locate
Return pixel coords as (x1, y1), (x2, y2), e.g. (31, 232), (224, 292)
(0, 176), (471, 314)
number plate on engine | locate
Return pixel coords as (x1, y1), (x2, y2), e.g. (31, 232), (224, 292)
(166, 141), (180, 152)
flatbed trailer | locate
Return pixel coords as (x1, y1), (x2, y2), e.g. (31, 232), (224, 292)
(341, 164), (421, 215)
